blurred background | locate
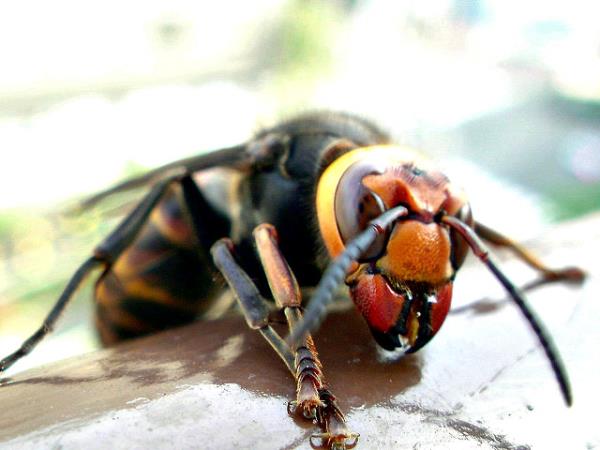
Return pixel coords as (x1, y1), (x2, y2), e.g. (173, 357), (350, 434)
(1, 0), (599, 373)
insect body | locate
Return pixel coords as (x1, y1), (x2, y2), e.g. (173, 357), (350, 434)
(0, 112), (584, 449)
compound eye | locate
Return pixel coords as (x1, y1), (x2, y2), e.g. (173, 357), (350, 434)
(449, 202), (473, 270)
(334, 160), (387, 260)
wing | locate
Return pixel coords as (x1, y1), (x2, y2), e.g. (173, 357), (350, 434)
(77, 144), (251, 211)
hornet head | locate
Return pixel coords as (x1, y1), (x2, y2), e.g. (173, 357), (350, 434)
(316, 146), (473, 352)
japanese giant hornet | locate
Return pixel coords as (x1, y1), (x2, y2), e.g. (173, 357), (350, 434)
(0, 112), (585, 449)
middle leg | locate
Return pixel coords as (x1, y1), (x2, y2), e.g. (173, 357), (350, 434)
(474, 221), (585, 285)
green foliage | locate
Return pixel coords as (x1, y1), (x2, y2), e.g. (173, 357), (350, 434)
(271, 0), (343, 108)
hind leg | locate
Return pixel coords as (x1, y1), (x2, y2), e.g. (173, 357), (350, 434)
(1, 176), (179, 373)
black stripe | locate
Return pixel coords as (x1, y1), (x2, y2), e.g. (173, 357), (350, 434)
(119, 297), (196, 329)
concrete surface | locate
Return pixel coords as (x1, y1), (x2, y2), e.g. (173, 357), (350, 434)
(0, 213), (598, 449)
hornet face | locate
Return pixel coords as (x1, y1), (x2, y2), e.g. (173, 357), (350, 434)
(316, 146), (473, 352)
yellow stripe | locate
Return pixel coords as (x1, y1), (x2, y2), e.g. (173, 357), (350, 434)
(122, 278), (198, 312)
(316, 145), (425, 258)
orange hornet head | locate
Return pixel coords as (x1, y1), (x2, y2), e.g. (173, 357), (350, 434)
(316, 146), (473, 352)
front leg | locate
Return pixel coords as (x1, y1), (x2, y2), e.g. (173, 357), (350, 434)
(253, 224), (358, 449)
(210, 226), (358, 449)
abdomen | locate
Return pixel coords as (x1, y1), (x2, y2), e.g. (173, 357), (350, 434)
(94, 183), (222, 345)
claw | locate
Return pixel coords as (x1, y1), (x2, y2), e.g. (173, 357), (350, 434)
(344, 433), (360, 449)
(304, 405), (317, 419)
(310, 432), (360, 450)
(287, 399), (320, 420)
(287, 400), (298, 416)
(309, 433), (324, 449)
(550, 266), (586, 283)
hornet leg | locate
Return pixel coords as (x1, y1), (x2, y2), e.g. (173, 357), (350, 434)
(211, 228), (358, 450)
(210, 238), (296, 372)
(1, 175), (182, 374)
(475, 221), (585, 286)
(253, 224), (358, 450)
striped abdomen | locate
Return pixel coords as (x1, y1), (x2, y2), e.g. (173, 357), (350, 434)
(94, 184), (222, 345)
